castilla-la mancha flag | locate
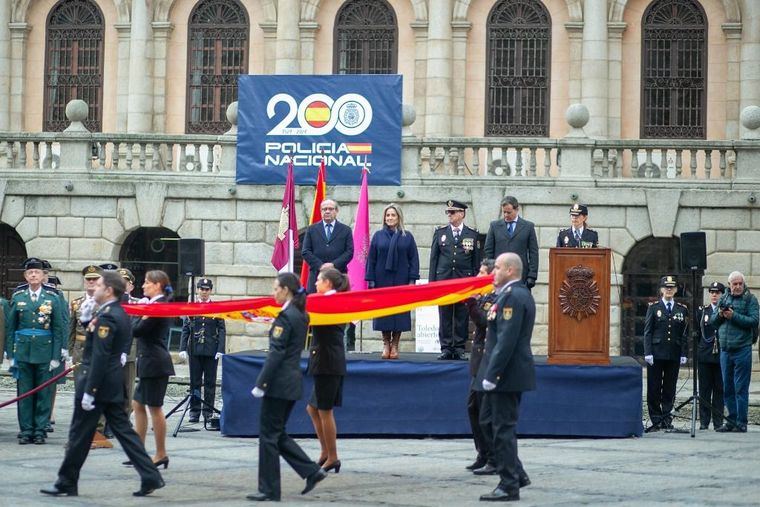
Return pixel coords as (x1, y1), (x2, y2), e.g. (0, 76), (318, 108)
(346, 167), (370, 291)
(300, 159), (327, 286)
(271, 163), (298, 272)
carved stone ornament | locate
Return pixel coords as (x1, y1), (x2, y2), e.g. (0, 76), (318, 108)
(558, 265), (601, 321)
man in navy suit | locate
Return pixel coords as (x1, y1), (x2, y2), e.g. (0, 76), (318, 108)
(484, 196), (539, 289)
(301, 199), (354, 293)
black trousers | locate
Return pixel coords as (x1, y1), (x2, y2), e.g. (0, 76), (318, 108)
(258, 397), (320, 499)
(57, 397), (161, 488)
(467, 389), (492, 463)
(189, 354), (218, 419)
(647, 359), (680, 426)
(698, 360), (724, 428)
(479, 391), (525, 492)
(438, 302), (468, 354)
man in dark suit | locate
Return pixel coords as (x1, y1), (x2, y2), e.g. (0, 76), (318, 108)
(474, 252), (535, 502)
(301, 199), (354, 293)
(179, 277), (226, 424)
(429, 200), (481, 360)
(556, 204), (599, 248)
(41, 271), (164, 498)
(643, 275), (689, 431)
(484, 196), (539, 289)
(698, 281), (725, 430)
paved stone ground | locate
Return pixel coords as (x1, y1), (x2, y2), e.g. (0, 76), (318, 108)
(1, 361), (759, 506)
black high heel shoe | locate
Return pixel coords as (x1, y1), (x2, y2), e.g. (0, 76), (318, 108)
(322, 459), (341, 473)
(153, 457), (170, 469)
(317, 457), (327, 467)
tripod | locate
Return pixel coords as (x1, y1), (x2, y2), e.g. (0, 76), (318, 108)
(165, 386), (222, 437)
(671, 267), (702, 437)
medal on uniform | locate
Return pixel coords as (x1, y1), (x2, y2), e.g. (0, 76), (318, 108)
(487, 305), (497, 321)
(656, 310), (662, 318)
(272, 325), (283, 338)
(440, 234), (447, 245)
(98, 326), (109, 339)
(503, 307), (513, 320)
(462, 238), (474, 252)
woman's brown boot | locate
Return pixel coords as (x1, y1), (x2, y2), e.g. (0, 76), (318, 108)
(381, 332), (391, 359)
(389, 332), (401, 359)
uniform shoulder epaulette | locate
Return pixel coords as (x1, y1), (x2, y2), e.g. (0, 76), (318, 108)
(465, 224), (478, 233)
(42, 287), (58, 296)
(648, 301), (656, 306)
(587, 227), (597, 232)
(677, 302), (688, 308)
(436, 225), (447, 230)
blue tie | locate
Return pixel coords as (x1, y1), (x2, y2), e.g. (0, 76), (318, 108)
(507, 222), (514, 237)
(666, 302), (672, 314)
(574, 229), (581, 243)
(326, 223), (332, 241)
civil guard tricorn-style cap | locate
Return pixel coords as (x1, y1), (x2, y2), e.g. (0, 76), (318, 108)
(197, 278), (213, 290)
(569, 203), (588, 216)
(117, 268), (135, 284)
(445, 200), (468, 211)
(23, 257), (45, 270)
(82, 265), (102, 279)
(47, 276), (63, 287)
(708, 281), (725, 293)
(659, 275), (677, 288)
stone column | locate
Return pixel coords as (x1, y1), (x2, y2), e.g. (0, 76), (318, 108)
(565, 22), (584, 106)
(259, 22), (278, 74)
(723, 23), (742, 139)
(450, 21), (471, 137)
(127, 0), (154, 133)
(0, 1), (11, 131)
(739, 3), (760, 138)
(114, 23), (131, 132)
(8, 23), (30, 130)
(299, 22), (319, 74)
(275, 0), (300, 74)
(410, 21), (428, 136)
(581, 0), (608, 138)
(152, 22), (174, 132)
(607, 22), (626, 139)
(424, 0), (453, 136)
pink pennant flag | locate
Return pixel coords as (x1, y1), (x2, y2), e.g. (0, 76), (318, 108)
(271, 163), (299, 272)
(347, 167), (370, 291)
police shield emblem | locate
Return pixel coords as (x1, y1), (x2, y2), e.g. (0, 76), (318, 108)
(273, 326), (284, 338)
(97, 326), (109, 339)
(503, 307), (513, 320)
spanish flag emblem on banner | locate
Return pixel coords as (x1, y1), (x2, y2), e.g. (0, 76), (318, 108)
(123, 276), (495, 326)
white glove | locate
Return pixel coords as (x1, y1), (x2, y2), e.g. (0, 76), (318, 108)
(49, 359), (60, 371)
(482, 379), (497, 391)
(680, 356), (687, 365)
(81, 393), (96, 411)
(138, 297), (150, 304)
(214, 352), (223, 361)
(644, 355), (654, 366)
(79, 298), (96, 322)
(60, 349), (70, 362)
(251, 387), (265, 398)
(120, 353), (127, 367)
(6, 358), (14, 370)
(179, 351), (188, 362)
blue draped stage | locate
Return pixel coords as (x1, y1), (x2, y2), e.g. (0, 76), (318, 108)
(221, 353), (643, 438)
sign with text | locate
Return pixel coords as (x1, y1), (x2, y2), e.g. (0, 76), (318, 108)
(236, 75), (402, 186)
(414, 279), (440, 353)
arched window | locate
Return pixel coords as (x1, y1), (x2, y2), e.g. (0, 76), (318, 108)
(186, 0), (249, 134)
(0, 224), (28, 298)
(333, 0), (398, 74)
(641, 0), (707, 139)
(43, 0), (104, 132)
(485, 0), (551, 137)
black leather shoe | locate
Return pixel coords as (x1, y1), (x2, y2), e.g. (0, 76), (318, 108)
(133, 478), (165, 497)
(103, 428), (114, 439)
(246, 492), (280, 501)
(473, 463), (498, 475)
(45, 423), (54, 433)
(519, 474), (531, 488)
(18, 436), (33, 445)
(40, 484), (78, 497)
(301, 469), (327, 495)
(33, 436), (46, 445)
(188, 415), (200, 423)
(438, 352), (452, 360)
(716, 424), (735, 433)
(480, 487), (519, 501)
(466, 458), (487, 471)
(734, 425), (747, 433)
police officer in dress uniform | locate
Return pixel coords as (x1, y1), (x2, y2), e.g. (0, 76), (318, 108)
(556, 204), (599, 248)
(698, 282), (725, 430)
(118, 268), (140, 417)
(40, 271), (165, 498)
(179, 278), (226, 424)
(643, 275), (689, 431)
(429, 200), (481, 360)
(5, 258), (66, 444)
(69, 266), (103, 380)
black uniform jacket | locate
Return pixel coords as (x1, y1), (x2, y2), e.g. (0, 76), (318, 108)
(180, 314), (226, 356)
(307, 323), (347, 376)
(465, 290), (498, 377)
(133, 296), (175, 378)
(256, 303), (309, 401)
(429, 224), (481, 282)
(698, 304), (720, 364)
(643, 300), (689, 360)
(556, 227), (599, 248)
(474, 282), (536, 392)
(79, 300), (132, 403)
(301, 221), (354, 292)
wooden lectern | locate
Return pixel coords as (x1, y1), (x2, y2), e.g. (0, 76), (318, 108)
(548, 247), (611, 365)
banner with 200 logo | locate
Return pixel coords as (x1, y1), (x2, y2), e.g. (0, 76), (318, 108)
(236, 75), (402, 186)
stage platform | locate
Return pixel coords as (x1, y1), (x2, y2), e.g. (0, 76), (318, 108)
(221, 352), (643, 438)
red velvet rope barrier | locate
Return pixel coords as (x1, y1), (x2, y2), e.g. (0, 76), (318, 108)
(0, 364), (77, 409)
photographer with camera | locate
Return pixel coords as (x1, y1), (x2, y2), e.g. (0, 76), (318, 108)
(710, 271), (758, 433)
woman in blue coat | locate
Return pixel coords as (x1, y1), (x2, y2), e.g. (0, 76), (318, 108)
(365, 203), (420, 359)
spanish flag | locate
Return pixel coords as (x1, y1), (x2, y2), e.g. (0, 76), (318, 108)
(124, 276), (495, 326)
(300, 158), (327, 288)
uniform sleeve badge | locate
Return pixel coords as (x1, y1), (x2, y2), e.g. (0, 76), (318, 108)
(656, 309), (662, 318)
(502, 307), (513, 320)
(97, 326), (110, 339)
(272, 326), (284, 338)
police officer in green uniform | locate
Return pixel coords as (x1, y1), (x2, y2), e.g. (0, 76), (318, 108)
(179, 278), (226, 424)
(5, 258), (66, 444)
(643, 275), (689, 431)
(429, 200), (481, 360)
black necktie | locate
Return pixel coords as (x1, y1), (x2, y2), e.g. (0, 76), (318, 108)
(326, 223), (333, 241)
(574, 229), (581, 242)
(666, 302), (672, 314)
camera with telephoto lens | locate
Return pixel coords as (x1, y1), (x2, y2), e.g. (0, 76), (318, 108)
(719, 300), (733, 312)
